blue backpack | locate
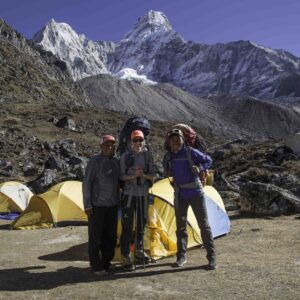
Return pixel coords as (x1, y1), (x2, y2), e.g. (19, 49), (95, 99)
(117, 116), (151, 156)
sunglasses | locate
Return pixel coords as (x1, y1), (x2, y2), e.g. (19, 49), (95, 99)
(132, 139), (144, 143)
(168, 128), (183, 137)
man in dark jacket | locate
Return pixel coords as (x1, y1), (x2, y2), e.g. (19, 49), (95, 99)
(83, 135), (120, 275)
(164, 129), (217, 270)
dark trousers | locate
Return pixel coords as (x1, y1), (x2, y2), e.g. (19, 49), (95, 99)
(120, 195), (147, 256)
(175, 194), (215, 260)
(88, 205), (118, 271)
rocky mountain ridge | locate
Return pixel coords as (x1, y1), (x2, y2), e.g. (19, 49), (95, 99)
(33, 11), (300, 101)
(79, 74), (300, 140)
(0, 18), (89, 106)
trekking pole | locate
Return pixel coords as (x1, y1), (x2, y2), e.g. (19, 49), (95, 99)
(139, 186), (146, 270)
(136, 178), (146, 270)
(134, 191), (138, 271)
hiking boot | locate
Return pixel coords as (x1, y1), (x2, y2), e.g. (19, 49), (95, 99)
(173, 257), (187, 267)
(91, 268), (108, 276)
(121, 254), (134, 270)
(104, 262), (117, 272)
(207, 257), (217, 270)
(92, 270), (108, 276)
(135, 250), (151, 264)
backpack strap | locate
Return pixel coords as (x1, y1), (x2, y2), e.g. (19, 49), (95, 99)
(143, 150), (150, 173)
(186, 146), (194, 173)
(163, 152), (172, 177)
(124, 152), (135, 174)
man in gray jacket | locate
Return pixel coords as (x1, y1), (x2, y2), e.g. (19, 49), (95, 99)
(83, 135), (120, 275)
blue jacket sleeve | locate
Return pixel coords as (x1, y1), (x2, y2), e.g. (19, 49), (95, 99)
(191, 149), (212, 171)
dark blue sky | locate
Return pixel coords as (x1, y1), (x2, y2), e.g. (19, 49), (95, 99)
(2, 0), (300, 57)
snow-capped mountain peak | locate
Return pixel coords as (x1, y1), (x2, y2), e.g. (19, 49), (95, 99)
(33, 19), (85, 53)
(33, 19), (115, 80)
(33, 11), (300, 99)
(123, 10), (172, 41)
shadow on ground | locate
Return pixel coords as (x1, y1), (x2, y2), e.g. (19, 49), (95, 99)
(0, 263), (209, 291)
(0, 224), (10, 230)
(39, 243), (89, 261)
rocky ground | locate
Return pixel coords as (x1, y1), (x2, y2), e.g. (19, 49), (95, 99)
(0, 212), (299, 299)
(0, 99), (216, 192)
(211, 139), (300, 214)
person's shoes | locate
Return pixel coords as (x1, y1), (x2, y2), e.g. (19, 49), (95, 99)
(172, 257), (187, 267)
(207, 257), (217, 270)
(121, 254), (135, 271)
(105, 262), (117, 272)
(135, 250), (151, 264)
(91, 269), (108, 276)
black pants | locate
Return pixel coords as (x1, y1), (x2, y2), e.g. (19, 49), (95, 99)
(120, 195), (147, 256)
(88, 205), (118, 271)
(175, 194), (215, 260)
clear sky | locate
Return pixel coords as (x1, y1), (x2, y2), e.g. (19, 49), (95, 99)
(1, 0), (300, 57)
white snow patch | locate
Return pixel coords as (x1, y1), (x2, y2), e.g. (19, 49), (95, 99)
(250, 41), (277, 55)
(265, 56), (283, 71)
(114, 68), (157, 85)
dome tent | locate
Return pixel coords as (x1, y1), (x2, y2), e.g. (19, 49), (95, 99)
(0, 181), (33, 213)
(144, 178), (230, 259)
(11, 181), (87, 229)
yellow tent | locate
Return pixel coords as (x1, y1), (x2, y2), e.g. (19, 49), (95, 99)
(144, 178), (230, 259)
(11, 181), (87, 229)
(0, 181), (33, 213)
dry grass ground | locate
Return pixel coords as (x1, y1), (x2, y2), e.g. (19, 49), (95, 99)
(0, 212), (299, 300)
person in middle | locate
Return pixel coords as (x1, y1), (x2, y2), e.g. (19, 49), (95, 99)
(120, 130), (154, 270)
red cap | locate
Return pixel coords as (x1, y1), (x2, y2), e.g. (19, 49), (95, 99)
(131, 130), (144, 140)
(100, 135), (116, 145)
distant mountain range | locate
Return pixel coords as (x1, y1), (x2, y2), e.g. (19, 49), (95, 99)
(1, 16), (300, 141)
(33, 10), (300, 100)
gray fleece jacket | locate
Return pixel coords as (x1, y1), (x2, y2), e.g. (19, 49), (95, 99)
(82, 153), (120, 209)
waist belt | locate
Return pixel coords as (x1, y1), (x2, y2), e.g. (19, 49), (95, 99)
(173, 179), (202, 209)
(177, 178), (202, 189)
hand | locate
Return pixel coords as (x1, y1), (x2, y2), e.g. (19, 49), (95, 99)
(134, 168), (144, 178)
(200, 170), (209, 184)
(85, 207), (93, 217)
(191, 165), (200, 174)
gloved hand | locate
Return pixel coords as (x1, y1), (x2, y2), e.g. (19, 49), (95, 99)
(200, 170), (209, 186)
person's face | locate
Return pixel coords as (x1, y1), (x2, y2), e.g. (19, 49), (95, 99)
(168, 135), (183, 153)
(100, 141), (116, 156)
(132, 137), (144, 153)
